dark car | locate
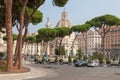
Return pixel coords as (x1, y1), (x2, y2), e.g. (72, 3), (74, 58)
(75, 60), (87, 67)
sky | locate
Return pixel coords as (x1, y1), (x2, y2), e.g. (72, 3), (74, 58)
(13, 0), (120, 33)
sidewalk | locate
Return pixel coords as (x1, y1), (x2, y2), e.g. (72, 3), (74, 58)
(0, 65), (48, 80)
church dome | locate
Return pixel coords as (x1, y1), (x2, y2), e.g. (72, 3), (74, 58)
(56, 11), (72, 28)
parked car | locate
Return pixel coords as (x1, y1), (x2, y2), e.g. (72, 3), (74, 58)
(110, 61), (119, 67)
(75, 60), (87, 67)
(87, 60), (99, 67)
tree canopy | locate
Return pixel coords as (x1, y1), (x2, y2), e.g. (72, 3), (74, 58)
(38, 28), (57, 42)
(86, 14), (120, 28)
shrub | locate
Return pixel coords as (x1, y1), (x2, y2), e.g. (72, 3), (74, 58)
(119, 59), (120, 64)
(42, 56), (45, 62)
(68, 55), (72, 63)
(54, 56), (58, 62)
(59, 58), (63, 63)
(48, 59), (50, 62)
(0, 64), (6, 71)
(106, 58), (111, 64)
(34, 58), (38, 63)
(83, 56), (87, 61)
(98, 54), (104, 64)
(73, 58), (77, 63)
(0, 52), (5, 57)
(113, 57), (116, 61)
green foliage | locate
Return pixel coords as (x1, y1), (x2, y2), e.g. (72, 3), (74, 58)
(55, 47), (60, 55)
(72, 24), (91, 33)
(113, 57), (116, 61)
(72, 25), (82, 33)
(91, 52), (104, 64)
(77, 49), (83, 60)
(3, 36), (7, 41)
(119, 59), (120, 64)
(106, 58), (111, 64)
(86, 14), (120, 28)
(68, 55), (72, 63)
(91, 51), (99, 60)
(81, 24), (91, 32)
(34, 57), (38, 62)
(27, 0), (45, 9)
(53, 0), (68, 7)
(59, 58), (63, 63)
(73, 58), (77, 63)
(13, 34), (18, 41)
(98, 54), (104, 64)
(55, 27), (72, 38)
(38, 28), (57, 42)
(3, 34), (18, 41)
(0, 64), (6, 71)
(54, 56), (58, 62)
(83, 56), (87, 61)
(55, 46), (65, 56)
(26, 36), (36, 43)
(60, 46), (66, 55)
(42, 56), (45, 62)
(0, 52), (5, 57)
(47, 59), (50, 62)
(26, 7), (43, 25)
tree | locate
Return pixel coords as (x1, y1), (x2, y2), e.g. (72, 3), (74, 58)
(77, 49), (83, 60)
(37, 28), (57, 55)
(91, 51), (99, 60)
(36, 34), (42, 54)
(55, 27), (72, 55)
(71, 25), (82, 49)
(0, 0), (5, 33)
(1, 0), (69, 70)
(25, 36), (36, 55)
(4, 0), (13, 72)
(14, 0), (68, 69)
(71, 24), (90, 56)
(3, 34), (18, 42)
(86, 14), (120, 64)
(81, 24), (91, 56)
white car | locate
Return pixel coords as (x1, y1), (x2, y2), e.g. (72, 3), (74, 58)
(87, 61), (99, 67)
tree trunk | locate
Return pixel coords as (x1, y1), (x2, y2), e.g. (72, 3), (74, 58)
(13, 36), (19, 66)
(59, 38), (64, 55)
(18, 0), (28, 69)
(83, 33), (88, 56)
(4, 0), (13, 72)
(71, 33), (78, 55)
(102, 36), (106, 64)
(45, 42), (48, 55)
(31, 43), (33, 55)
(37, 43), (39, 54)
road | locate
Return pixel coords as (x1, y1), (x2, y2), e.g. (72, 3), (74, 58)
(26, 64), (120, 80)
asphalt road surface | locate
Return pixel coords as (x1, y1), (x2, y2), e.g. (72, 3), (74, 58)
(26, 64), (120, 80)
